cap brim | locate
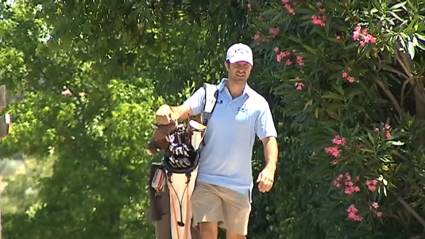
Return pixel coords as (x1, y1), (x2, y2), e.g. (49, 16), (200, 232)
(228, 56), (253, 66)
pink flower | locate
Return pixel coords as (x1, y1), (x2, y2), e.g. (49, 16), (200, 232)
(294, 82), (305, 90)
(276, 51), (290, 62)
(258, 15), (266, 21)
(311, 152), (317, 157)
(333, 174), (344, 187)
(285, 59), (293, 66)
(285, 5), (295, 14)
(324, 146), (341, 158)
(345, 172), (352, 181)
(331, 159), (340, 165)
(363, 34), (377, 43)
(347, 76), (355, 83)
(253, 34), (260, 40)
(347, 204), (363, 221)
(282, 1), (295, 14)
(352, 31), (360, 41)
(370, 202), (383, 217)
(269, 28), (280, 35)
(336, 36), (341, 40)
(247, 4), (252, 9)
(274, 47), (280, 53)
(332, 135), (346, 146)
(383, 124), (392, 138)
(366, 179), (378, 192)
(311, 15), (326, 27)
(276, 55), (283, 62)
(348, 212), (363, 221)
(346, 204), (358, 214)
(296, 56), (304, 66)
(352, 26), (377, 46)
(366, 179), (378, 186)
(342, 70), (356, 83)
(316, 2), (323, 6)
(374, 128), (380, 132)
(344, 185), (360, 195)
(319, 8), (325, 14)
(344, 176), (360, 194)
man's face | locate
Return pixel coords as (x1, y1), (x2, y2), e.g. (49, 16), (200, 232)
(225, 61), (252, 83)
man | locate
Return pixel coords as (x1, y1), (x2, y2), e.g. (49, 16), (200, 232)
(155, 43), (278, 239)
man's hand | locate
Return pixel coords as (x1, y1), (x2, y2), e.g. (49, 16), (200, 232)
(156, 105), (179, 125)
(258, 137), (278, 193)
(256, 166), (275, 193)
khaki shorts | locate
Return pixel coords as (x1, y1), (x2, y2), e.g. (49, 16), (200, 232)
(191, 181), (251, 235)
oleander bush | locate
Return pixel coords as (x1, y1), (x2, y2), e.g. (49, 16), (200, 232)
(246, 0), (425, 238)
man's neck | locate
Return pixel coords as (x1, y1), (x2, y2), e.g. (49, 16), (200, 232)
(225, 79), (246, 99)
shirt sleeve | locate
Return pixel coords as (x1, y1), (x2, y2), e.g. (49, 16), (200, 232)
(183, 87), (205, 116)
(255, 102), (278, 140)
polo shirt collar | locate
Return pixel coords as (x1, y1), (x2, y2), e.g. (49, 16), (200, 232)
(218, 78), (251, 97)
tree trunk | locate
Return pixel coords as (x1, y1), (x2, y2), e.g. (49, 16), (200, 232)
(413, 82), (425, 146)
(110, 204), (122, 238)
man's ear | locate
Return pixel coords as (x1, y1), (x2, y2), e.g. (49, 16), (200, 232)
(224, 61), (230, 71)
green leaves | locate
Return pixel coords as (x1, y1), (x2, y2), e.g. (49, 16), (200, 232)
(2, 0), (425, 238)
(248, 0), (425, 238)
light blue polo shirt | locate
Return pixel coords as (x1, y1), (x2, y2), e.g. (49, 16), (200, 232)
(183, 78), (277, 197)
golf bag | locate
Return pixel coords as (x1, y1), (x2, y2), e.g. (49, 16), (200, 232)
(148, 83), (219, 239)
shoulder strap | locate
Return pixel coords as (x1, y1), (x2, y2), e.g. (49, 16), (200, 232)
(201, 83), (219, 126)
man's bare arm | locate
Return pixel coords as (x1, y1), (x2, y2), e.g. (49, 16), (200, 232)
(170, 105), (193, 121)
(261, 137), (278, 171)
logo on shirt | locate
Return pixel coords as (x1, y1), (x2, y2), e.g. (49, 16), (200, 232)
(237, 105), (248, 113)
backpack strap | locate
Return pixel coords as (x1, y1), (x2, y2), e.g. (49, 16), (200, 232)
(201, 83), (219, 126)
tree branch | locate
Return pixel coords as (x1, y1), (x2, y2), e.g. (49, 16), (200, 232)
(381, 65), (409, 80)
(396, 51), (412, 77)
(66, 87), (86, 130)
(376, 79), (405, 115)
(397, 196), (425, 229)
(400, 78), (410, 110)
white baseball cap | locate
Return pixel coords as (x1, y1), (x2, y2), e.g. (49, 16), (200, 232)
(226, 43), (253, 66)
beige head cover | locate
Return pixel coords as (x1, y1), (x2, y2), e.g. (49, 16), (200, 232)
(146, 113), (207, 155)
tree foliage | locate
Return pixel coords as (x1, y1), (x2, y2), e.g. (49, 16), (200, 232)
(247, 0), (425, 238)
(2, 0), (425, 238)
